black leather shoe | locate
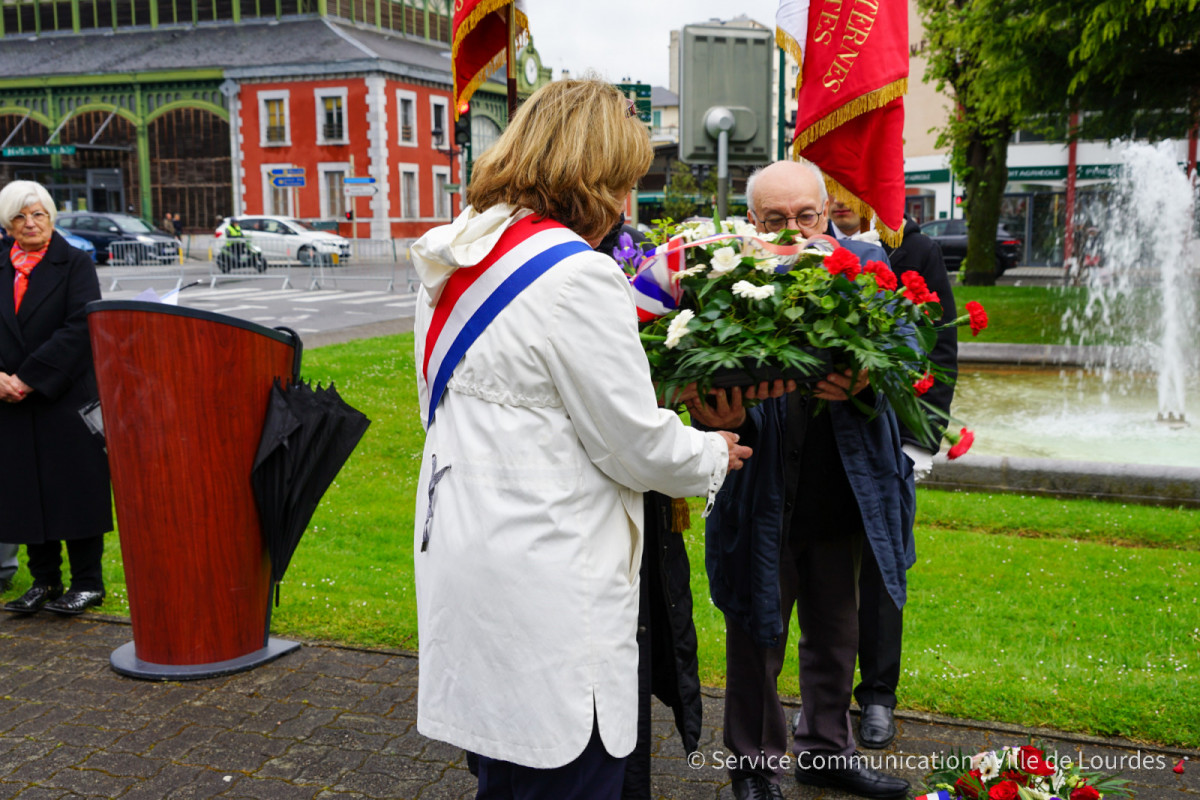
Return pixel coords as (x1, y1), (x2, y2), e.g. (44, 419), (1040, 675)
(44, 589), (105, 616)
(858, 704), (897, 749)
(795, 751), (909, 799)
(732, 775), (785, 800)
(3, 583), (64, 613)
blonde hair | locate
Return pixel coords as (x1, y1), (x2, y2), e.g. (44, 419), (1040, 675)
(0, 180), (57, 232)
(466, 79), (652, 242)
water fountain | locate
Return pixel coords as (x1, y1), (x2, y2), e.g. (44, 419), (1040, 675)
(930, 142), (1200, 505)
(1066, 140), (1199, 426)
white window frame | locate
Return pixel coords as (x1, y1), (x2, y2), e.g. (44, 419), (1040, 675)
(259, 90), (291, 148)
(315, 87), (349, 145)
(432, 165), (452, 221)
(429, 96), (450, 148)
(318, 162), (351, 219)
(261, 162), (296, 216)
(396, 89), (418, 148)
(398, 163), (420, 220)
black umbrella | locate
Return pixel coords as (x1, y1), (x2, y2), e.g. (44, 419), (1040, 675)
(252, 329), (371, 602)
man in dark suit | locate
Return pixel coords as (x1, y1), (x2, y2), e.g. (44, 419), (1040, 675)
(690, 160), (914, 800)
(829, 200), (958, 749)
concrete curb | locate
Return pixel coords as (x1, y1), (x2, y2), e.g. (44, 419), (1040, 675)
(926, 453), (1200, 507)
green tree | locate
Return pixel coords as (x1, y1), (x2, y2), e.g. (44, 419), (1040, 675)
(663, 161), (699, 223)
(918, 0), (1200, 285)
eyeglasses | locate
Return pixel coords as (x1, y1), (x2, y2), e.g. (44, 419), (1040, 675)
(758, 210), (822, 233)
(12, 211), (49, 226)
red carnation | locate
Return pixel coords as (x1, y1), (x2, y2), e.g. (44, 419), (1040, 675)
(864, 260), (898, 291)
(947, 428), (975, 460)
(913, 372), (935, 396)
(1070, 785), (1100, 800)
(1018, 746), (1056, 777)
(989, 780), (1021, 800)
(824, 247), (862, 278)
(901, 270), (938, 305)
(966, 300), (989, 336)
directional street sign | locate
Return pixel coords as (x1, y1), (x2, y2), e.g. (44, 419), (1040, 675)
(443, 183), (461, 192)
(272, 175), (306, 187)
(344, 176), (376, 184)
(2, 145), (77, 157)
(270, 167), (305, 176)
(344, 184), (377, 196)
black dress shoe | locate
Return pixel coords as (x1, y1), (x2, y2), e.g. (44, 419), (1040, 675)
(732, 775), (785, 800)
(3, 583), (64, 613)
(44, 589), (105, 616)
(858, 704), (898, 749)
(795, 751), (909, 799)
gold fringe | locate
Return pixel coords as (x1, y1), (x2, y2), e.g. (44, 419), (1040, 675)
(819, 173), (904, 249)
(670, 497), (691, 534)
(451, 1), (529, 116)
(775, 28), (804, 151)
(793, 78), (907, 152)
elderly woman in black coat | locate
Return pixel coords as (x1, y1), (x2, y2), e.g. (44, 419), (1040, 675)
(0, 180), (112, 615)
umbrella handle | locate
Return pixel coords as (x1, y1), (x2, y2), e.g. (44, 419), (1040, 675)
(275, 326), (303, 384)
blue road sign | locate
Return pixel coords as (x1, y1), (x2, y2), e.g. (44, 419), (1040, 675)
(270, 168), (305, 176)
(344, 176), (376, 184)
(272, 175), (306, 187)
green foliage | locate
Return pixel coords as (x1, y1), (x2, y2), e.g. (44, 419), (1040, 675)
(662, 161), (700, 224)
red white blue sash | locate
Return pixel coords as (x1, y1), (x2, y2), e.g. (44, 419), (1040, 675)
(420, 215), (590, 426)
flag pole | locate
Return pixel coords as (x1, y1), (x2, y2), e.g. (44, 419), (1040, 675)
(506, 4), (518, 120)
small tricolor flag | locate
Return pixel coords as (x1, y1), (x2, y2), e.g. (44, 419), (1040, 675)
(915, 790), (951, 800)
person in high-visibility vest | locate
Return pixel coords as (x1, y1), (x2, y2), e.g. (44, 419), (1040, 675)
(226, 219), (244, 238)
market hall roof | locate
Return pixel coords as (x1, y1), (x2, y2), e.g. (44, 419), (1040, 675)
(0, 17), (456, 84)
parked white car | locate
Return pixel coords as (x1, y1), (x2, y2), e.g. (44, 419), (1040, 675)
(215, 215), (351, 265)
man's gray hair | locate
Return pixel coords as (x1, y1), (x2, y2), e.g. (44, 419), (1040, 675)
(0, 180), (57, 232)
(745, 159), (829, 220)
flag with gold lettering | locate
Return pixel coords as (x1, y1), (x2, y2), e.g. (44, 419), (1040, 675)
(776, 0), (907, 246)
(452, 0), (529, 118)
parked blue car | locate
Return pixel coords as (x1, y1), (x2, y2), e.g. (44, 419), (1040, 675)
(63, 231), (97, 262)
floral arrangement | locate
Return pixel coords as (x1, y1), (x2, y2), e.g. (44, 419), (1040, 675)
(923, 743), (1132, 800)
(630, 216), (986, 453)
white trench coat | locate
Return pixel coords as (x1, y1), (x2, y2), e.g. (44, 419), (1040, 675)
(411, 205), (727, 769)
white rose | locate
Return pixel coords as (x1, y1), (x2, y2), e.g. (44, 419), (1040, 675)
(731, 280), (775, 301)
(708, 246), (742, 276)
(664, 309), (695, 349)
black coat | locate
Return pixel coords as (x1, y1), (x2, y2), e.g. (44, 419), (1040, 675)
(0, 231), (112, 544)
(885, 218), (958, 451)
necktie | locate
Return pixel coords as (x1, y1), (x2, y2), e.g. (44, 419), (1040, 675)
(11, 243), (47, 314)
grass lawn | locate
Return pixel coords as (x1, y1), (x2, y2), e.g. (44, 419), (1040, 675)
(951, 285), (1085, 346)
(5, 332), (1197, 748)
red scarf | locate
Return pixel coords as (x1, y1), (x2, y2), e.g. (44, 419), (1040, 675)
(11, 241), (47, 313)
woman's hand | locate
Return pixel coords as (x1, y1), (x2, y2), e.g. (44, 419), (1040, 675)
(0, 372), (30, 403)
(814, 369), (868, 401)
(716, 431), (753, 471)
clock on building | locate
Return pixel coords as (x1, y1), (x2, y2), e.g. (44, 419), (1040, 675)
(519, 44), (543, 92)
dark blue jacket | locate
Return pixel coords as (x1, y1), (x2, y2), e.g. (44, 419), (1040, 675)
(703, 237), (915, 649)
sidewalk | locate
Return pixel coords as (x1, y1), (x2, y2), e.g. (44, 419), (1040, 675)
(2, 615), (1196, 800)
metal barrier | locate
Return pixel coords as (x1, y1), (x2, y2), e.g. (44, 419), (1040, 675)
(100, 240), (185, 291)
(305, 239), (402, 292)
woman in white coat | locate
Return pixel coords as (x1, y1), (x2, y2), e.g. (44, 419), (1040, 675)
(410, 79), (751, 798)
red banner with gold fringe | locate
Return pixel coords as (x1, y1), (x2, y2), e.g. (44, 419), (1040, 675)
(452, 0), (528, 118)
(777, 0), (908, 246)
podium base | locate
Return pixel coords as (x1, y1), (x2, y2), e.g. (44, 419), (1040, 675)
(110, 638), (301, 681)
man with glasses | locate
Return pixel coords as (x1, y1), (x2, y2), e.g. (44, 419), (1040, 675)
(691, 160), (914, 800)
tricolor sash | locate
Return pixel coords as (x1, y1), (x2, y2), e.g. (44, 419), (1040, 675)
(420, 215), (590, 426)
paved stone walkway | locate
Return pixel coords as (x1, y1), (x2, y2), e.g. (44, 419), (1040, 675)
(2, 614), (1196, 800)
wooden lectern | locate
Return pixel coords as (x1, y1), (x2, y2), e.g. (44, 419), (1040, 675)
(88, 301), (301, 680)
